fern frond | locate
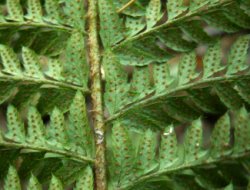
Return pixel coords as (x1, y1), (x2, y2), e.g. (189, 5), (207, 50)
(108, 108), (250, 190)
(2, 164), (94, 189)
(106, 34), (250, 125)
(99, 0), (249, 66)
(0, 0), (87, 32)
(0, 31), (88, 113)
(0, 91), (94, 163)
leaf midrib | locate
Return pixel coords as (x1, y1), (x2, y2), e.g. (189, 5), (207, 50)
(111, 0), (234, 50)
(106, 73), (250, 123)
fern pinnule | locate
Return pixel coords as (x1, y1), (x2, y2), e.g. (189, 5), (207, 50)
(106, 35), (250, 126)
(0, 91), (94, 163)
(108, 108), (250, 190)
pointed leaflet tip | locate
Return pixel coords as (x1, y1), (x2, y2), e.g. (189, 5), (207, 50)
(227, 35), (250, 75)
(184, 118), (208, 164)
(22, 47), (44, 79)
(68, 91), (93, 156)
(178, 51), (199, 85)
(210, 112), (232, 158)
(233, 107), (250, 155)
(25, 0), (43, 22)
(74, 166), (94, 190)
(5, 105), (25, 142)
(27, 174), (42, 190)
(6, 0), (24, 21)
(48, 107), (68, 148)
(136, 128), (158, 175)
(0, 44), (22, 75)
(49, 175), (64, 190)
(98, 0), (125, 48)
(44, 0), (61, 24)
(159, 125), (183, 170)
(109, 121), (136, 187)
(4, 165), (21, 190)
(167, 0), (187, 20)
(146, 0), (161, 29)
(27, 106), (46, 145)
(63, 32), (88, 86)
(203, 40), (223, 78)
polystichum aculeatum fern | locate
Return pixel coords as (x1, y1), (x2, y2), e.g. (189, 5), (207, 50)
(0, 0), (249, 190)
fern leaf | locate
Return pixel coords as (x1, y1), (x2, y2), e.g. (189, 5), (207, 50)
(0, 81), (16, 104)
(189, 0), (210, 11)
(184, 118), (208, 164)
(130, 66), (154, 100)
(203, 40), (223, 78)
(115, 36), (170, 66)
(159, 125), (183, 169)
(62, 32), (88, 87)
(27, 174), (42, 190)
(27, 106), (46, 145)
(233, 107), (250, 155)
(153, 63), (174, 93)
(25, 0), (43, 22)
(157, 28), (196, 52)
(109, 121), (136, 188)
(136, 129), (158, 175)
(47, 107), (69, 149)
(178, 51), (199, 85)
(0, 45), (22, 75)
(164, 97), (200, 122)
(68, 91), (93, 156)
(146, 0), (161, 29)
(49, 175), (63, 190)
(223, 3), (250, 29)
(214, 83), (244, 110)
(167, 0), (187, 20)
(103, 50), (129, 114)
(6, 0), (24, 21)
(44, 0), (61, 24)
(187, 88), (225, 114)
(4, 166), (21, 190)
(45, 58), (63, 81)
(63, 0), (85, 32)
(202, 12), (241, 33)
(98, 0), (125, 48)
(111, 0), (248, 61)
(180, 20), (213, 44)
(74, 166), (94, 190)
(125, 17), (145, 37)
(106, 35), (250, 120)
(22, 47), (44, 79)
(236, 79), (250, 104)
(115, 0), (145, 17)
(227, 35), (250, 75)
(113, 109), (250, 190)
(210, 113), (232, 158)
(5, 105), (25, 142)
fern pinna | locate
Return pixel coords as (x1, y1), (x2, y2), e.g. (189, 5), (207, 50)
(0, 0), (249, 190)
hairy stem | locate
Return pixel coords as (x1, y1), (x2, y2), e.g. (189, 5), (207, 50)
(87, 0), (107, 189)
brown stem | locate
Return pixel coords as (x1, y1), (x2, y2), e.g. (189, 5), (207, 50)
(87, 0), (107, 190)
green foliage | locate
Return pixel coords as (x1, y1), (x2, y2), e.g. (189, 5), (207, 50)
(102, 0), (250, 189)
(3, 165), (93, 190)
(0, 0), (249, 189)
(1, 91), (94, 161)
(107, 109), (250, 189)
(105, 35), (250, 117)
